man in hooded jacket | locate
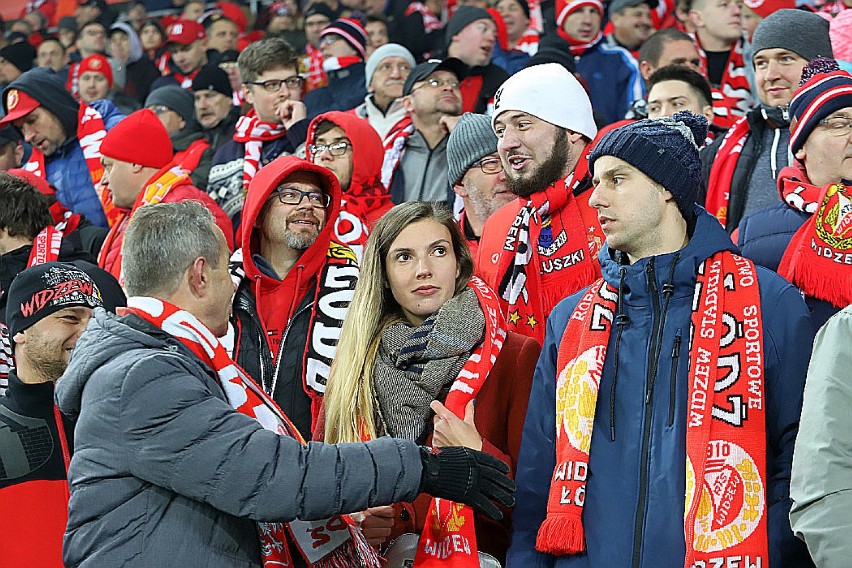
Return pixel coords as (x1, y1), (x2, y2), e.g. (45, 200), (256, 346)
(230, 155), (358, 440)
(0, 68), (124, 228)
(306, 110), (392, 263)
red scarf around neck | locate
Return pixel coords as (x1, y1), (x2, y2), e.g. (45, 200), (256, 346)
(693, 35), (753, 129)
(122, 296), (381, 568)
(495, 165), (601, 344)
(705, 114), (750, 227)
(233, 110), (287, 194)
(538, 252), (768, 566)
(27, 225), (63, 267)
(557, 28), (602, 56)
(777, 165), (852, 308)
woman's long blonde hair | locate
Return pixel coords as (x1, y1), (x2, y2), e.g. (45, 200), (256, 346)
(323, 202), (474, 443)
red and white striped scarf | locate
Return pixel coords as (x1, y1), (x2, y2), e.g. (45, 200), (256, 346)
(538, 253), (768, 567)
(694, 35), (754, 129)
(380, 120), (415, 190)
(122, 297), (382, 568)
(233, 110), (287, 194)
(305, 45), (328, 91)
(405, 2), (443, 32)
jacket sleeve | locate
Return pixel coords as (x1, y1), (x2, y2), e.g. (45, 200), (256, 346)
(790, 307), (852, 567)
(506, 304), (570, 568)
(118, 352), (423, 523)
(760, 274), (815, 567)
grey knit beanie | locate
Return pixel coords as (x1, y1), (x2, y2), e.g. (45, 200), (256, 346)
(144, 85), (195, 124)
(365, 43), (416, 90)
(751, 9), (833, 62)
(447, 113), (499, 185)
(589, 111), (708, 219)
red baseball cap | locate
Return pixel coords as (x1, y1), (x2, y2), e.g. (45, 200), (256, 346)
(0, 88), (41, 126)
(166, 20), (206, 45)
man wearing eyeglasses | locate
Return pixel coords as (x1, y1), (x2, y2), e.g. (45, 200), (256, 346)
(736, 57), (852, 334)
(230, 155), (359, 440)
(448, 113), (514, 261)
(207, 37), (309, 226)
(389, 58), (466, 206)
(306, 110), (391, 262)
(304, 18), (370, 120)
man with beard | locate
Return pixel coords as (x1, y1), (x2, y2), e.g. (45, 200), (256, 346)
(477, 64), (604, 344)
(447, 112), (515, 261)
(0, 262), (104, 567)
(230, 155), (359, 440)
(389, 58), (466, 205)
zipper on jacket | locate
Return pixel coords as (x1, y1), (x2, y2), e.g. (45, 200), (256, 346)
(667, 331), (682, 427)
(269, 300), (315, 398)
(632, 259), (661, 568)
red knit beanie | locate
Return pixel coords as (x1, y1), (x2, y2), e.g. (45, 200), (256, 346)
(100, 109), (173, 169)
(78, 54), (113, 88)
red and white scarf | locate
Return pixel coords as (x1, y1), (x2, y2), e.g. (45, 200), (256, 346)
(538, 252), (768, 567)
(705, 114), (750, 227)
(381, 120), (415, 190)
(557, 28), (603, 56)
(495, 168), (601, 345)
(233, 110), (287, 194)
(777, 165), (852, 308)
(122, 297), (381, 568)
(305, 45), (328, 91)
(694, 35), (754, 129)
(405, 2), (443, 59)
(23, 103), (107, 191)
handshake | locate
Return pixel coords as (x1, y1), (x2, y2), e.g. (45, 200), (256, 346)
(418, 446), (515, 521)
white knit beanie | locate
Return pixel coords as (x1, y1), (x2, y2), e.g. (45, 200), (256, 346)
(492, 63), (598, 140)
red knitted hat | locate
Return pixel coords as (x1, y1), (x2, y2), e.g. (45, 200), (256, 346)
(100, 109), (173, 169)
(78, 54), (113, 88)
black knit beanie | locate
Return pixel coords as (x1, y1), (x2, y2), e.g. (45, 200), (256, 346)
(589, 111), (708, 219)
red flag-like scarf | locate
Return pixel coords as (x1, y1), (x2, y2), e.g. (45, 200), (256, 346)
(539, 252), (768, 567)
(705, 114), (750, 227)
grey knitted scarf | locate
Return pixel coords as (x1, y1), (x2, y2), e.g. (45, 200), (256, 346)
(373, 288), (485, 443)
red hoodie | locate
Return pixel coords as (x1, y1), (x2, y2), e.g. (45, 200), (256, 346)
(239, 155), (345, 358)
(306, 111), (393, 263)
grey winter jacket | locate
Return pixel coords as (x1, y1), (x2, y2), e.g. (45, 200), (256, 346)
(55, 308), (423, 567)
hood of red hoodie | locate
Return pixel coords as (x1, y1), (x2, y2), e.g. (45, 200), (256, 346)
(306, 111), (386, 198)
(240, 155), (342, 293)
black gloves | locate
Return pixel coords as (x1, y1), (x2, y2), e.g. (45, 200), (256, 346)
(417, 446), (515, 521)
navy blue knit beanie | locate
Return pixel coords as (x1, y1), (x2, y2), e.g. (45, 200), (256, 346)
(589, 111), (708, 218)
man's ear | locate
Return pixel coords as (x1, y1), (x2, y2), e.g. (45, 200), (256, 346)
(401, 95), (414, 114)
(12, 331), (26, 348)
(795, 146), (806, 162)
(186, 256), (207, 298)
(242, 83), (253, 107)
(14, 142), (24, 166)
(131, 163), (145, 174)
(452, 181), (468, 198)
(639, 60), (654, 82)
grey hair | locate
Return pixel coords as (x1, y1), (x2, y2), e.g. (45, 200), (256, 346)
(123, 201), (222, 297)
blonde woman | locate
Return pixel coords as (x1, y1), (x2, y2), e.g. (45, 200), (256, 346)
(319, 202), (539, 565)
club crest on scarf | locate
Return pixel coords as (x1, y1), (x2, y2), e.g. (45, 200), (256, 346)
(815, 183), (852, 251)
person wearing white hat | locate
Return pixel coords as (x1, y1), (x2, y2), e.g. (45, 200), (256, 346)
(476, 63), (604, 345)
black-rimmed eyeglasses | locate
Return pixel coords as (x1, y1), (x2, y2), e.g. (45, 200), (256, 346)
(271, 187), (331, 208)
(247, 77), (304, 92)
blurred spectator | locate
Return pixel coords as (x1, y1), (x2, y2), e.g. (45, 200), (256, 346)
(303, 3), (336, 91)
(181, 0), (206, 23)
(139, 18), (166, 65)
(67, 21), (110, 98)
(390, 58), (465, 205)
(78, 54), (139, 115)
(637, 27), (701, 82)
(605, 0), (657, 54)
(684, 0), (753, 127)
(493, 0), (539, 75)
(109, 22), (159, 105)
(216, 49), (242, 102)
(36, 37), (67, 74)
(0, 127), (23, 171)
(207, 37), (308, 223)
(0, 43), (37, 85)
(365, 14), (390, 58)
(75, 0), (113, 29)
(401, 0), (446, 61)
(125, 1), (148, 31)
(152, 20), (207, 90)
(305, 18), (369, 119)
(57, 17), (78, 55)
(203, 14), (239, 59)
(20, 0), (57, 28)
(354, 43), (414, 145)
(555, 0), (644, 124)
(266, 1), (307, 53)
(445, 7), (509, 114)
(191, 64), (240, 153)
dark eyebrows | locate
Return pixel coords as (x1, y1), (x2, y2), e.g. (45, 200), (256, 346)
(388, 238), (451, 256)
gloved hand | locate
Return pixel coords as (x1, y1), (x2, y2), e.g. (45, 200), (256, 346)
(418, 446), (515, 521)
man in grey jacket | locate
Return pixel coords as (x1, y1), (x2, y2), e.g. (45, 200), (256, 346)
(54, 200), (514, 568)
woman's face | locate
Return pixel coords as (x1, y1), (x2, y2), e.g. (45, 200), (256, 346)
(140, 24), (163, 51)
(385, 219), (460, 326)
